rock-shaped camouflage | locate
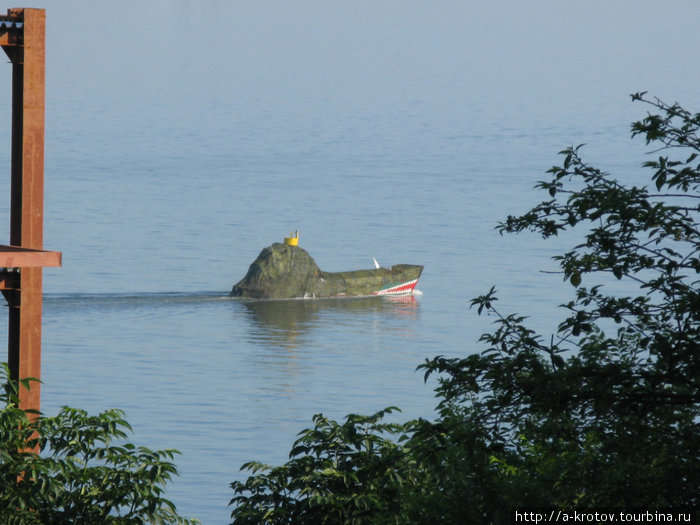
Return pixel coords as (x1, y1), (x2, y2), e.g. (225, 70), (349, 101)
(231, 243), (422, 299)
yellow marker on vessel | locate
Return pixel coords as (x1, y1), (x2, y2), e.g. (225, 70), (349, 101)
(284, 230), (299, 246)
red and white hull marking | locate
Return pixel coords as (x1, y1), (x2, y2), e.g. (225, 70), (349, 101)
(373, 279), (419, 296)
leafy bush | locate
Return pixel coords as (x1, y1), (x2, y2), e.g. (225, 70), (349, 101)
(0, 364), (198, 524)
(230, 408), (415, 524)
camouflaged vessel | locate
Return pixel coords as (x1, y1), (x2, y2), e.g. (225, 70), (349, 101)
(231, 241), (422, 300)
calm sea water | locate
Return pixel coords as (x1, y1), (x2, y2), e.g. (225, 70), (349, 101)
(2, 2), (700, 522)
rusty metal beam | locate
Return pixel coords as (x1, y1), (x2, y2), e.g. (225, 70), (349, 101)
(13, 267), (43, 411)
(11, 9), (45, 250)
(1, 8), (58, 414)
(0, 245), (61, 267)
(11, 8), (45, 412)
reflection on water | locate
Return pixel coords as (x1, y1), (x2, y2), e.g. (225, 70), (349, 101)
(238, 295), (420, 351)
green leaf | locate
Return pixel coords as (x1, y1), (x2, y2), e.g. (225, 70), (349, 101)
(570, 272), (582, 287)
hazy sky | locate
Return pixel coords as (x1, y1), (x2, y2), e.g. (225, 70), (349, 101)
(2, 1), (698, 155)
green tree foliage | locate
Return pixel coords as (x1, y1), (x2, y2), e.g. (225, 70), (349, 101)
(230, 408), (415, 524)
(0, 365), (198, 524)
(229, 93), (699, 523)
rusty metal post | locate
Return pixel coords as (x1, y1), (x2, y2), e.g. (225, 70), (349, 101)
(1, 8), (47, 413)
